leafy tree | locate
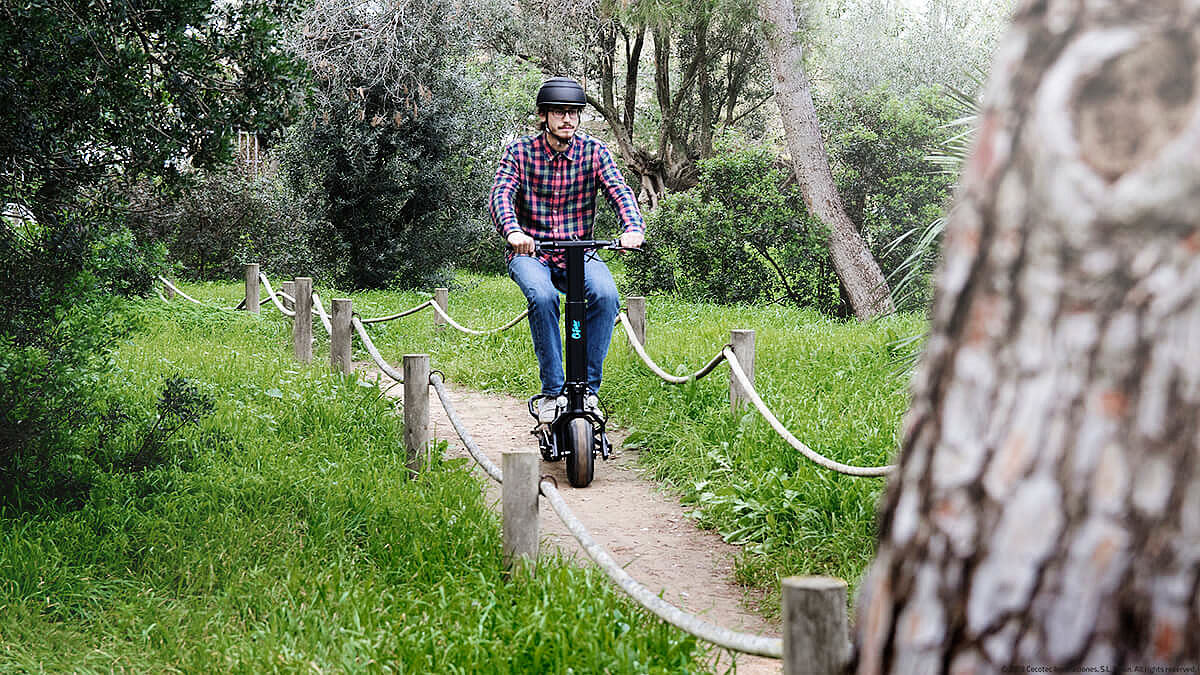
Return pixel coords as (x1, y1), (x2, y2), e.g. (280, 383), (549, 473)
(498, 0), (775, 207)
(810, 0), (1014, 99)
(625, 135), (843, 312)
(1, 0), (306, 217)
(126, 170), (345, 283)
(0, 0), (305, 506)
(283, 0), (529, 288)
(820, 87), (957, 310)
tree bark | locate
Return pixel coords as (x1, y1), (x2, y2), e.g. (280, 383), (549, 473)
(697, 12), (714, 159)
(757, 0), (895, 320)
(855, 3), (1200, 672)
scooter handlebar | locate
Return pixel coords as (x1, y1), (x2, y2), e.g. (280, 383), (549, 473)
(533, 239), (619, 251)
(531, 239), (643, 253)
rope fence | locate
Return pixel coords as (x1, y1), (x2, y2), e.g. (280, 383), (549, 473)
(724, 348), (895, 477)
(617, 311), (727, 384)
(429, 299), (530, 336)
(158, 276), (206, 306)
(538, 477), (784, 657)
(155, 268), (882, 671)
(430, 373), (504, 484)
(351, 316), (405, 383)
(358, 299), (434, 324)
(167, 270), (895, 478)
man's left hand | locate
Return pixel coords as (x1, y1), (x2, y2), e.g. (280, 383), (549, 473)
(619, 231), (644, 249)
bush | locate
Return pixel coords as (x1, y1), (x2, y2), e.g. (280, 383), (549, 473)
(282, 0), (528, 290)
(127, 170), (345, 283)
(820, 87), (957, 310)
(625, 135), (845, 313)
(0, 203), (175, 508)
(627, 89), (956, 315)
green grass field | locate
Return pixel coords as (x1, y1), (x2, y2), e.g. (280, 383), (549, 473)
(178, 270), (922, 618)
(1, 271), (920, 670)
(0, 299), (704, 672)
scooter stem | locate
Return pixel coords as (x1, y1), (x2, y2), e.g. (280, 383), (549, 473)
(564, 244), (588, 401)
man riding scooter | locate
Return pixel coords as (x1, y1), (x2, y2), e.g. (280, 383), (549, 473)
(488, 77), (645, 426)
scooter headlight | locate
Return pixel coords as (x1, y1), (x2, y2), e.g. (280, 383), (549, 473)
(556, 395), (568, 409)
(585, 394), (599, 409)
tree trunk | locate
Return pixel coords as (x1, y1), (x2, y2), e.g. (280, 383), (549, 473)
(855, 4), (1200, 672)
(697, 13), (713, 159)
(757, 0), (894, 320)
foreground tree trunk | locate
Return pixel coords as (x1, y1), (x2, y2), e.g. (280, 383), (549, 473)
(757, 0), (895, 320)
(855, 3), (1200, 672)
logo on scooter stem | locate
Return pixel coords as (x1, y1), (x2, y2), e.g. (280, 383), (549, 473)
(570, 320), (581, 340)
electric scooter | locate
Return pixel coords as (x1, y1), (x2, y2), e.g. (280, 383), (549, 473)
(525, 239), (626, 488)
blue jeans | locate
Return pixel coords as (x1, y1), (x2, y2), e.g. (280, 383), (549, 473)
(508, 254), (620, 396)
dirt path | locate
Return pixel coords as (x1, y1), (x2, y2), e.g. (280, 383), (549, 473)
(366, 366), (782, 674)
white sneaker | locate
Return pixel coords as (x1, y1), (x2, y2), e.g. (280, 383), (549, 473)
(537, 397), (558, 424)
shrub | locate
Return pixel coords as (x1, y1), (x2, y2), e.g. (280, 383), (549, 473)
(820, 87), (957, 310)
(0, 204), (172, 509)
(282, 0), (524, 290)
(627, 89), (956, 315)
(127, 170), (345, 283)
(625, 135), (845, 313)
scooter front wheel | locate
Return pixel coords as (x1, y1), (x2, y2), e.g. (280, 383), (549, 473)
(565, 417), (594, 488)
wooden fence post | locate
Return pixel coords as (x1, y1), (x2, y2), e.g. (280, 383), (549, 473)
(502, 450), (540, 571)
(782, 576), (849, 675)
(403, 354), (431, 473)
(730, 329), (755, 413)
(434, 287), (449, 331)
(293, 277), (313, 364)
(331, 298), (352, 374)
(244, 264), (260, 314)
(281, 280), (295, 313)
(626, 296), (646, 347)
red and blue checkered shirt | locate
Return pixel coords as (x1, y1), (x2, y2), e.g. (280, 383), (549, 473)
(489, 130), (644, 269)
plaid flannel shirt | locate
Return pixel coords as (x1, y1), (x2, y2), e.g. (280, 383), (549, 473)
(489, 130), (644, 269)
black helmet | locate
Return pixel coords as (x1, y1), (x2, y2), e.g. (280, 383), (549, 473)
(536, 77), (587, 108)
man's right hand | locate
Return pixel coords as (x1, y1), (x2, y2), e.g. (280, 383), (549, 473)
(507, 231), (535, 255)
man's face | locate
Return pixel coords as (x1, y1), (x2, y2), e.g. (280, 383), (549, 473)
(539, 106), (582, 143)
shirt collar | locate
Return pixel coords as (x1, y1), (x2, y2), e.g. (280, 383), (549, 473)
(537, 130), (582, 162)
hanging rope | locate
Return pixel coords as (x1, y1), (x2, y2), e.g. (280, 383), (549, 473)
(257, 273), (297, 317)
(428, 301), (530, 336)
(311, 291), (333, 336)
(724, 348), (895, 477)
(358, 299), (435, 324)
(429, 372), (504, 484)
(351, 316), (404, 382)
(617, 312), (728, 384)
(158, 276), (204, 305)
(540, 479), (783, 658)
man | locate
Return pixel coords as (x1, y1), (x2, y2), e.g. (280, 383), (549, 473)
(489, 77), (645, 422)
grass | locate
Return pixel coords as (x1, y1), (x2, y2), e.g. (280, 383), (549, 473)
(172, 270), (922, 620)
(0, 299), (705, 672)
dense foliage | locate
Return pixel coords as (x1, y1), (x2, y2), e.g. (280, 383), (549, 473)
(624, 136), (843, 312)
(624, 88), (954, 314)
(281, 0), (533, 289)
(821, 87), (957, 310)
(0, 0), (304, 506)
(126, 170), (344, 283)
(0, 208), (160, 506)
(811, 0), (1013, 99)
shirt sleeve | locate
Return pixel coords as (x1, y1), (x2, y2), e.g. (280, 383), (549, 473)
(594, 143), (644, 234)
(489, 143), (523, 238)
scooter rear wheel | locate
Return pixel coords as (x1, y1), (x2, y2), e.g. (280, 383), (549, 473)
(565, 417), (594, 488)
